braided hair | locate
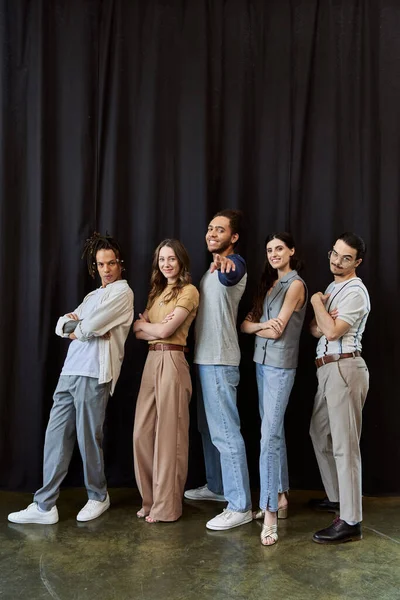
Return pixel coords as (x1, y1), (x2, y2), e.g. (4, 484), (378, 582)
(81, 232), (124, 279)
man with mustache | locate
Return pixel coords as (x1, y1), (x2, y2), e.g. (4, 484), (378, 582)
(309, 232), (370, 544)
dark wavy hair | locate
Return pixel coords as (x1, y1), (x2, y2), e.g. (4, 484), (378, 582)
(251, 232), (303, 322)
(81, 231), (124, 279)
(336, 232), (366, 260)
(147, 239), (192, 309)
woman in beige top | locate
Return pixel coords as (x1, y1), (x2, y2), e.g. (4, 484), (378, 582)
(133, 239), (199, 522)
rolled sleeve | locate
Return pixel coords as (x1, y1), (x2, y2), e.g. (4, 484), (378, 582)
(55, 302), (83, 338)
(76, 291), (133, 341)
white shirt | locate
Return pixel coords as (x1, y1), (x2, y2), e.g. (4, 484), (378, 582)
(316, 277), (370, 358)
(56, 280), (134, 394)
(61, 288), (106, 379)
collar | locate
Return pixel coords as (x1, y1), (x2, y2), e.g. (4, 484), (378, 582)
(279, 270), (298, 285)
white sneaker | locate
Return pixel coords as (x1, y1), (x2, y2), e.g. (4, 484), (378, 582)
(76, 493), (110, 522)
(8, 503), (59, 525)
(206, 508), (253, 531)
(184, 485), (226, 502)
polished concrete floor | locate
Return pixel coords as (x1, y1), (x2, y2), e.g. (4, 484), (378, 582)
(1, 489), (399, 600)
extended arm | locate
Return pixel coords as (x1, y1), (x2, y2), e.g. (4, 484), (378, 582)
(212, 254), (246, 287)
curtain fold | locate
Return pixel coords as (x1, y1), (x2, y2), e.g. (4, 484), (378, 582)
(0, 0), (399, 494)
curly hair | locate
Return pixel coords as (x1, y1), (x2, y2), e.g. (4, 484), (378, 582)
(81, 232), (124, 279)
(251, 232), (303, 322)
(147, 239), (192, 309)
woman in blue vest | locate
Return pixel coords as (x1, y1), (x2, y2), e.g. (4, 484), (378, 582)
(241, 232), (307, 546)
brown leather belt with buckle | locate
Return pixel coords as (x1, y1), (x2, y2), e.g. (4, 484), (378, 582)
(149, 343), (188, 353)
(315, 351), (361, 369)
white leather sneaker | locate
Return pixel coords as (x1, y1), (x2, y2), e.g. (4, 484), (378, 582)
(184, 485), (226, 502)
(206, 508), (253, 530)
(76, 493), (110, 522)
(8, 503), (59, 525)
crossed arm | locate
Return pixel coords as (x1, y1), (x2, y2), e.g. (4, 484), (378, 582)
(133, 307), (189, 341)
(310, 292), (350, 341)
(241, 280), (306, 339)
(58, 291), (133, 342)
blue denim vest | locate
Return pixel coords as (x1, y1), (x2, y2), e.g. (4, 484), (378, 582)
(253, 270), (307, 369)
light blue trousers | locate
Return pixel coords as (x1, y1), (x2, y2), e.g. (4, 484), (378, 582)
(256, 363), (296, 512)
(34, 375), (110, 510)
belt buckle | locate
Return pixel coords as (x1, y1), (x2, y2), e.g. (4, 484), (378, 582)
(332, 353), (341, 362)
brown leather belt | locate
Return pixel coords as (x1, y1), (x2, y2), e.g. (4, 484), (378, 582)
(149, 343), (188, 353)
(315, 351), (361, 369)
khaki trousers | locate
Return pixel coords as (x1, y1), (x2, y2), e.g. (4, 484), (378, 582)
(133, 350), (191, 521)
(309, 357), (369, 523)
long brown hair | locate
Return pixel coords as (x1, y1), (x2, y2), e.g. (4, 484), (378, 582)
(251, 232), (303, 321)
(147, 239), (192, 308)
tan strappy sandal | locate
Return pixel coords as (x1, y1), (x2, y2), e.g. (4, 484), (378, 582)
(260, 523), (278, 546)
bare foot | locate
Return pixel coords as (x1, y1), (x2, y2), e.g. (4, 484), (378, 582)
(278, 492), (288, 510)
(136, 508), (148, 518)
(145, 515), (159, 523)
(277, 492), (288, 518)
(253, 493), (288, 521)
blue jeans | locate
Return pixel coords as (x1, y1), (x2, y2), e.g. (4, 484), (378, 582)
(196, 369), (223, 495)
(256, 363), (296, 512)
(197, 365), (251, 511)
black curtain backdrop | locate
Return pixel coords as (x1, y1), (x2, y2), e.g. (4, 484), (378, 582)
(0, 0), (399, 495)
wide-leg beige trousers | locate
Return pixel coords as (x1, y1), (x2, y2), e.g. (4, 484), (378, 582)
(133, 350), (191, 521)
(309, 357), (369, 523)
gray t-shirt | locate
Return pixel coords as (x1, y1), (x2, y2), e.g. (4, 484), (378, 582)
(194, 255), (247, 366)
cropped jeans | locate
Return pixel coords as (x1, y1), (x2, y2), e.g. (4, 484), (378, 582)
(256, 362), (296, 512)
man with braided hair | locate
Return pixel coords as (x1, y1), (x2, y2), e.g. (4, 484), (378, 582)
(8, 233), (134, 524)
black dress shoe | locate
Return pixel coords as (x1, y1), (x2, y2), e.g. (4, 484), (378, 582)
(313, 518), (362, 544)
(308, 496), (340, 513)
